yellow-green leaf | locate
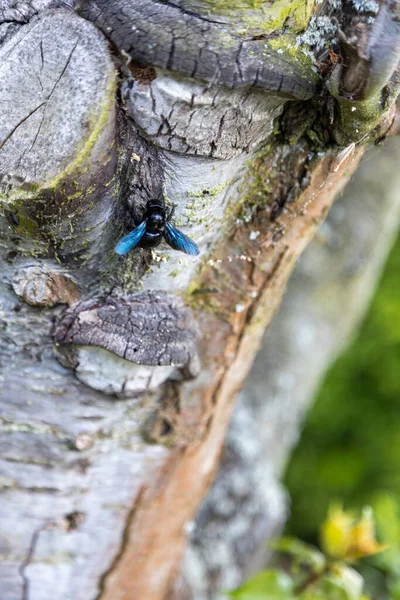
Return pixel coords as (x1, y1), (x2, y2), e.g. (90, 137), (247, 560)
(320, 505), (387, 562)
(320, 505), (353, 560)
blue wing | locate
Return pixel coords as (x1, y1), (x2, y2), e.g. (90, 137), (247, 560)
(115, 220), (147, 255)
(164, 222), (200, 256)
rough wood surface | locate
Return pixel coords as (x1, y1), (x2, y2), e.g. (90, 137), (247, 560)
(55, 292), (200, 370)
(0, 8), (118, 278)
(78, 0), (319, 100)
(0, 1), (399, 599)
(0, 9), (115, 190)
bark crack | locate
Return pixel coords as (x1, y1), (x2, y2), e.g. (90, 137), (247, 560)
(29, 39), (79, 159)
(96, 488), (145, 600)
(151, 0), (228, 25)
(19, 521), (55, 600)
(2, 38), (79, 166)
(0, 101), (47, 151)
(79, 0), (317, 100)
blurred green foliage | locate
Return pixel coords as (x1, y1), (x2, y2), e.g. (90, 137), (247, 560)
(230, 233), (400, 600)
(229, 235), (400, 599)
(228, 505), (384, 600)
(284, 233), (400, 541)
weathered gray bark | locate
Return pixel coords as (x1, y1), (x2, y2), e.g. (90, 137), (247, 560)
(0, 1), (399, 599)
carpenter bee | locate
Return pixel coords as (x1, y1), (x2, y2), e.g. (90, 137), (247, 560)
(115, 200), (200, 256)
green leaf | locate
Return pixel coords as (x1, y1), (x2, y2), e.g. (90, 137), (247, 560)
(300, 569), (363, 600)
(331, 565), (363, 600)
(373, 492), (400, 545)
(227, 570), (295, 600)
(272, 537), (326, 573)
(371, 492), (400, 575)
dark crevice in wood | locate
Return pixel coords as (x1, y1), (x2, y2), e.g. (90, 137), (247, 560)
(96, 487), (145, 600)
(19, 521), (56, 600)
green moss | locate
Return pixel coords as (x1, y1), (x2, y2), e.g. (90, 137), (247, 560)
(327, 70), (394, 145)
(187, 181), (233, 199)
(266, 35), (319, 78)
(230, 140), (276, 218)
(169, 269), (182, 278)
(46, 74), (116, 189)
(201, 0), (267, 7)
(264, 0), (314, 34)
(197, 0), (314, 34)
(335, 95), (386, 145)
(186, 279), (204, 300)
(185, 271), (215, 311)
(14, 208), (40, 237)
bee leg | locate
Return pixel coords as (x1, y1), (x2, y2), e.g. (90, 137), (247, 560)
(166, 205), (176, 222)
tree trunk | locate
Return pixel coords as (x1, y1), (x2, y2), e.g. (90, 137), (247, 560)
(181, 137), (400, 599)
(0, 1), (399, 599)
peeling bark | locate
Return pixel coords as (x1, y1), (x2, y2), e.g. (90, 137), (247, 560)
(182, 137), (400, 599)
(0, 1), (399, 599)
(55, 292), (200, 372)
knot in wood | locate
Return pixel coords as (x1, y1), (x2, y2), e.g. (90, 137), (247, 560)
(12, 267), (79, 307)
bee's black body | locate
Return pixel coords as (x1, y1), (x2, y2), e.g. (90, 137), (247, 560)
(136, 200), (166, 249)
(115, 199), (200, 257)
